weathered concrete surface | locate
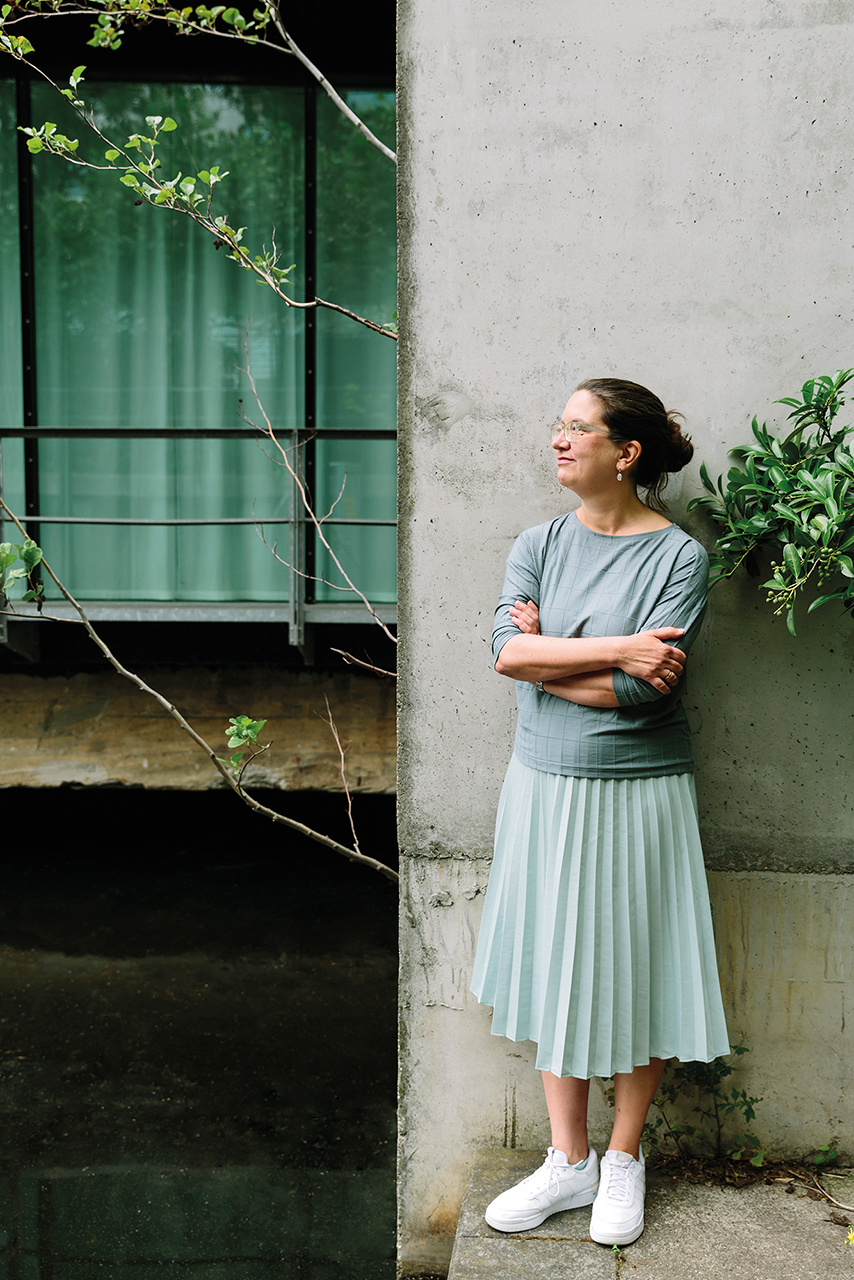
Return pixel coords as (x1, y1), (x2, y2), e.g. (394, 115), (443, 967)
(397, 0), (854, 1271)
(0, 667), (395, 791)
(449, 1149), (854, 1280)
(709, 871), (854, 1159)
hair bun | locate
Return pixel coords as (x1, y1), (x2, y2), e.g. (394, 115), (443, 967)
(665, 413), (694, 472)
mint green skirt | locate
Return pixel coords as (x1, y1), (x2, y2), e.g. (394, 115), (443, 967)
(470, 755), (730, 1079)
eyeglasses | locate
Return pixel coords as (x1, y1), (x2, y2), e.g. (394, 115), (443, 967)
(549, 419), (611, 441)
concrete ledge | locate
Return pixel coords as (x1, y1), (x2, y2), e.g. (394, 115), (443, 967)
(449, 1150), (854, 1280)
(0, 667), (396, 791)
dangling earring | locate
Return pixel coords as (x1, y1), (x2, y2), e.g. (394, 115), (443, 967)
(616, 466), (623, 482)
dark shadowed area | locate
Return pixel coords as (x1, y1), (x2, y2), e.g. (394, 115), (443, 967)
(0, 786), (398, 1278)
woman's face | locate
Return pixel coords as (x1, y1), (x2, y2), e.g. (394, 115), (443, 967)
(551, 390), (624, 494)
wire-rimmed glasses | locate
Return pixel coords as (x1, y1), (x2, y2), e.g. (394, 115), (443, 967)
(549, 419), (611, 441)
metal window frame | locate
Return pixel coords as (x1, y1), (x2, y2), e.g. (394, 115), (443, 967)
(1, 74), (397, 648)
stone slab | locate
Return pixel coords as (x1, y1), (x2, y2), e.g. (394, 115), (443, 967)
(449, 1235), (614, 1280)
(450, 1149), (611, 1280)
(629, 1171), (854, 1280)
(449, 1150), (854, 1280)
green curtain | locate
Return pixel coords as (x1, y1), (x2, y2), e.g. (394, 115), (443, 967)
(5, 81), (397, 606)
(0, 80), (25, 522)
(32, 82), (304, 601)
(314, 91), (397, 604)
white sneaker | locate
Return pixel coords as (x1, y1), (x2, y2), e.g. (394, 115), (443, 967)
(484, 1147), (599, 1232)
(589, 1148), (645, 1245)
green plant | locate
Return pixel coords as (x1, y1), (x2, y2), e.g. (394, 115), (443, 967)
(216, 715), (270, 779)
(0, 538), (44, 604)
(639, 1044), (765, 1165)
(688, 369), (854, 635)
(811, 1143), (839, 1166)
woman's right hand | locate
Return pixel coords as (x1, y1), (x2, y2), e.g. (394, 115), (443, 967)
(616, 627), (687, 693)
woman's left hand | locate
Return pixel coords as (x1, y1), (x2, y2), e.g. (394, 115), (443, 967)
(510, 599), (540, 635)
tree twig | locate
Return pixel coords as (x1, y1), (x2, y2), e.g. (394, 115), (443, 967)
(268, 7), (397, 163)
(4, 0), (397, 164)
(320, 696), (361, 858)
(331, 648), (397, 680)
(238, 346), (398, 644)
(2, 54), (396, 339)
(0, 498), (399, 883)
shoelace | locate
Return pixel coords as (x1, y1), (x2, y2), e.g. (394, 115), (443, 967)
(524, 1154), (564, 1198)
(602, 1159), (634, 1203)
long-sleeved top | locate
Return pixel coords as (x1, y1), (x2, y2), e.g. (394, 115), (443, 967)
(492, 512), (709, 779)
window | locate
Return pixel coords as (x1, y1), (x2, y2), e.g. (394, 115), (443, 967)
(0, 61), (396, 637)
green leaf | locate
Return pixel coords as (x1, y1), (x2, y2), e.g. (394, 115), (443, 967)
(782, 543), (802, 578)
(807, 593), (843, 614)
(837, 555), (854, 578)
(105, 148), (120, 162)
(786, 605), (797, 637)
(119, 173), (140, 186)
(19, 540), (42, 570)
(162, 117), (178, 131)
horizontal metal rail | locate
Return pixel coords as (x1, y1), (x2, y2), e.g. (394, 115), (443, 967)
(0, 427), (396, 440)
(11, 516), (397, 526)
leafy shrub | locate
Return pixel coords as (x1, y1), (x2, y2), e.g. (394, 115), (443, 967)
(688, 370), (854, 635)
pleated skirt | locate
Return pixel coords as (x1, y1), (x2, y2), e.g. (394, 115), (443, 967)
(470, 754), (730, 1079)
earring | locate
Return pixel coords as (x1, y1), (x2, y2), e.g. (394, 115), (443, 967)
(616, 466), (623, 482)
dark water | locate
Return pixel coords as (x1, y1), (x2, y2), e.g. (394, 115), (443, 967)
(0, 788), (398, 1279)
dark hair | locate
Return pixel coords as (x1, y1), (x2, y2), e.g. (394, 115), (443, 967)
(576, 378), (693, 511)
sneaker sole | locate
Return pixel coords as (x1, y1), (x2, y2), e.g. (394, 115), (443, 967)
(485, 1185), (599, 1233)
(589, 1213), (644, 1246)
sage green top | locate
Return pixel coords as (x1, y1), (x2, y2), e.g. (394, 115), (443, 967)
(492, 513), (709, 779)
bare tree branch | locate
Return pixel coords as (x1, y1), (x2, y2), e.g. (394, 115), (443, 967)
(0, 498), (399, 883)
(266, 6), (396, 163)
(320, 696), (362, 858)
(331, 648), (397, 680)
(239, 348), (398, 645)
(3, 0), (397, 163)
(0, 56), (397, 339)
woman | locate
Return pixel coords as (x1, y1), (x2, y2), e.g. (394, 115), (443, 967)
(470, 378), (729, 1247)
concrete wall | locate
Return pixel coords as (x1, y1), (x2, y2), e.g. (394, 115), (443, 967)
(1, 668), (396, 792)
(397, 0), (854, 1272)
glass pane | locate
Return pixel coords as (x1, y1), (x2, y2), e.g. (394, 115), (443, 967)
(0, 437), (27, 599)
(38, 436), (290, 601)
(0, 79), (23, 430)
(315, 91), (396, 606)
(316, 91), (396, 434)
(314, 436), (396, 604)
(29, 82), (304, 601)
